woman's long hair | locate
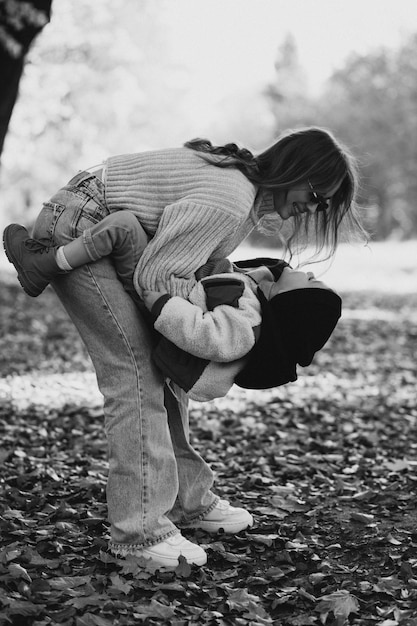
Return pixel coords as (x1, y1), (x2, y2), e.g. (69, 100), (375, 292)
(184, 127), (367, 261)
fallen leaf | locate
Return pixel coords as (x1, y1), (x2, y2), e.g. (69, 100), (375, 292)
(133, 599), (176, 619)
(350, 512), (375, 523)
(175, 555), (192, 577)
(316, 590), (359, 623)
(8, 563), (32, 583)
(108, 573), (133, 595)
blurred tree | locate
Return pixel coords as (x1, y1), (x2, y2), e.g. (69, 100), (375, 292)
(0, 0), (190, 225)
(321, 35), (417, 239)
(264, 34), (318, 132)
(263, 33), (417, 241)
(0, 0), (52, 159)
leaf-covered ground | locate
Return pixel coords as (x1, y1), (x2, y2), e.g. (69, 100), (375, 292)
(0, 281), (417, 626)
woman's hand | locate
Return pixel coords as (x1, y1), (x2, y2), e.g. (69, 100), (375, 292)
(142, 288), (168, 311)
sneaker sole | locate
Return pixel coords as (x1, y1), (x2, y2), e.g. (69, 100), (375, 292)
(185, 516), (254, 534)
(110, 548), (207, 569)
(140, 550), (207, 568)
(3, 225), (43, 297)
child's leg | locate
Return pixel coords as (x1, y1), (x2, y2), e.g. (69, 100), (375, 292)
(65, 210), (149, 289)
(3, 210), (148, 297)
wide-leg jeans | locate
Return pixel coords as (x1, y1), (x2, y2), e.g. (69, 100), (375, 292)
(32, 171), (217, 552)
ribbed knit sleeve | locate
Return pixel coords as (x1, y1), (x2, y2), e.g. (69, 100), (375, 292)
(133, 201), (246, 299)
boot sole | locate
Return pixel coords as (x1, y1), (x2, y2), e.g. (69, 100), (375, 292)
(3, 225), (43, 297)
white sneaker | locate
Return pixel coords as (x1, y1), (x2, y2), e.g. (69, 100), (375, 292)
(138, 533), (207, 568)
(183, 499), (253, 534)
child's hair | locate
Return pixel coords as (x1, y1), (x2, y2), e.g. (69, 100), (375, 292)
(184, 126), (367, 261)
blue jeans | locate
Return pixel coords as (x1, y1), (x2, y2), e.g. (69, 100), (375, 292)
(32, 171), (217, 551)
(81, 209), (149, 292)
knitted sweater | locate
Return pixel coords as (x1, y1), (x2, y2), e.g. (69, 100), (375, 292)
(104, 147), (274, 298)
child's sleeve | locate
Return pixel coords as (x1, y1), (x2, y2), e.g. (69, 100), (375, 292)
(143, 277), (262, 362)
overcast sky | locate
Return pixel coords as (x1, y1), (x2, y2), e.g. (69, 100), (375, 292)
(165, 0), (417, 96)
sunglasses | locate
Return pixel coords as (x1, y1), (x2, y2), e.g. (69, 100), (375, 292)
(308, 180), (329, 212)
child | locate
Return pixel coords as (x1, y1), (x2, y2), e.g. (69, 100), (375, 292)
(146, 261), (341, 401)
(4, 212), (342, 403)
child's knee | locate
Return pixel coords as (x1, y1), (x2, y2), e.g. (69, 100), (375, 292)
(110, 211), (149, 246)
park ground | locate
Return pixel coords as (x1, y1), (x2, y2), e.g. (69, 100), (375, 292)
(0, 240), (416, 625)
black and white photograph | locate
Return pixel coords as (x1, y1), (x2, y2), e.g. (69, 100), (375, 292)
(0, 1), (416, 624)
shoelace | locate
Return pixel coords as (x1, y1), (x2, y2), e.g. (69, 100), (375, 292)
(23, 239), (52, 253)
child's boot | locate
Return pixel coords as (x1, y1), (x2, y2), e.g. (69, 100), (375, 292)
(3, 224), (61, 297)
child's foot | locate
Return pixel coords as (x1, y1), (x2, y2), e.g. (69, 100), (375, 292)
(3, 224), (60, 297)
(181, 499), (254, 534)
(112, 533), (207, 568)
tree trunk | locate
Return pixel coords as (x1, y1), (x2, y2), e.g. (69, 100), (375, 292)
(0, 48), (24, 157)
(0, 0), (53, 161)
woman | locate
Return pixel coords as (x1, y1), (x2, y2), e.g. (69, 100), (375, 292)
(3, 126), (365, 568)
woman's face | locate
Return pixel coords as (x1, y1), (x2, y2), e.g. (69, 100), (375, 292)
(273, 181), (342, 220)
